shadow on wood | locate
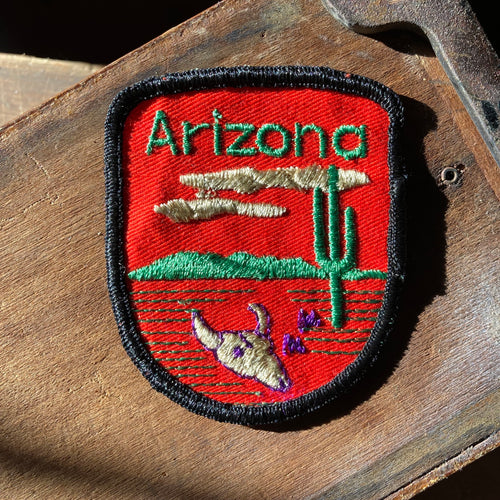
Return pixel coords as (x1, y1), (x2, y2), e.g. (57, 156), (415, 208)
(258, 95), (444, 432)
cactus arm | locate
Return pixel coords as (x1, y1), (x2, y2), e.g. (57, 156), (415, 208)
(340, 206), (357, 272)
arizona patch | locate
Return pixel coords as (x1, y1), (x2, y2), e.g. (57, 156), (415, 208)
(104, 66), (405, 425)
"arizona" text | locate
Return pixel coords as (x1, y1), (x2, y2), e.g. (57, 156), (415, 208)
(145, 109), (368, 161)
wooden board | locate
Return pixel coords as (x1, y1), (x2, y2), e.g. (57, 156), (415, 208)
(0, 53), (101, 126)
(0, 0), (498, 498)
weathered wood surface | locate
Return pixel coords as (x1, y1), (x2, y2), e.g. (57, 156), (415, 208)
(386, 431), (499, 499)
(0, 53), (101, 126)
(0, 0), (498, 498)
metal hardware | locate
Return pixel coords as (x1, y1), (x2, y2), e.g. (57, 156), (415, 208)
(322, 0), (500, 167)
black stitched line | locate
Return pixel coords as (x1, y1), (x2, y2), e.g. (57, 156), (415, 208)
(104, 66), (406, 426)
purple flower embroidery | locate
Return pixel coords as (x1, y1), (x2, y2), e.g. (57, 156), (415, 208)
(282, 333), (307, 356)
(297, 308), (321, 333)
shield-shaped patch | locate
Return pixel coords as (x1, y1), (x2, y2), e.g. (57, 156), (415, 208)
(105, 66), (405, 425)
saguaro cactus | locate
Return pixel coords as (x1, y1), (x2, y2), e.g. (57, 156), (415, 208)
(313, 165), (357, 328)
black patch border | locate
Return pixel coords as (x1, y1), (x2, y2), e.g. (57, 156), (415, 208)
(104, 66), (405, 426)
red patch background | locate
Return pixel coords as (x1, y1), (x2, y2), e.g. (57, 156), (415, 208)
(122, 87), (390, 405)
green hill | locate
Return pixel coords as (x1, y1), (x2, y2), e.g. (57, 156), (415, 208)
(128, 251), (386, 282)
(128, 251), (325, 280)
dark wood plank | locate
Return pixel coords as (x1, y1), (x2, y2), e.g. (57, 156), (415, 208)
(386, 432), (499, 499)
(0, 0), (498, 498)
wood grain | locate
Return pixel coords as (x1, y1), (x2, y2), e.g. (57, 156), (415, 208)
(0, 53), (101, 127)
(0, 0), (498, 498)
(386, 431), (500, 499)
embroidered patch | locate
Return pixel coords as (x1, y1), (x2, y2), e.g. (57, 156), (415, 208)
(104, 66), (405, 425)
